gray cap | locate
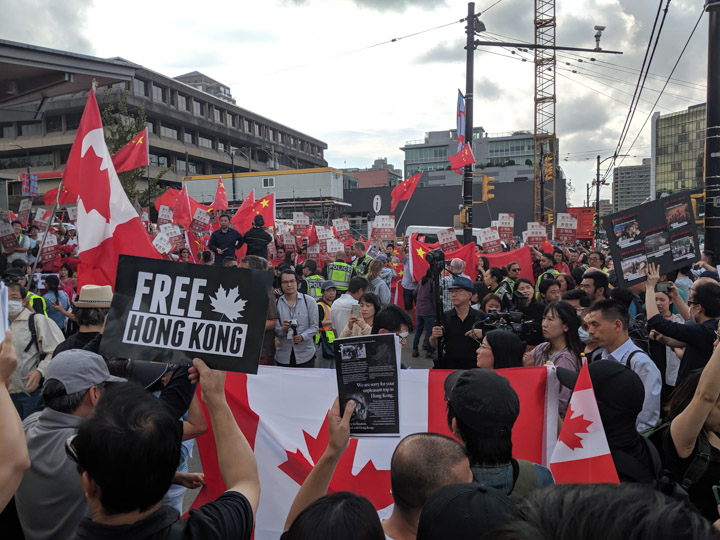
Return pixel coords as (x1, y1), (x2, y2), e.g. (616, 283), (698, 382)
(46, 350), (126, 394)
(321, 280), (338, 291)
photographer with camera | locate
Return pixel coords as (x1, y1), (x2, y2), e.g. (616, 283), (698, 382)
(275, 269), (319, 368)
(430, 277), (484, 370)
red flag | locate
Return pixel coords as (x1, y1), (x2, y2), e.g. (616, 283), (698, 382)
(448, 143), (475, 170)
(68, 89), (160, 288)
(211, 177), (228, 212)
(154, 188), (181, 212)
(409, 234), (478, 283)
(111, 127), (149, 173)
(230, 190), (255, 232)
(550, 362), (619, 484)
(483, 246), (535, 282)
(173, 187), (193, 230)
(307, 222), (318, 247)
(42, 183), (77, 206)
(390, 173), (421, 213)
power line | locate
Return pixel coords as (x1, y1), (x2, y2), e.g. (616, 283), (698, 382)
(612, 8), (705, 171)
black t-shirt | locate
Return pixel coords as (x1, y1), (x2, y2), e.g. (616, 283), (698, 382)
(52, 331), (100, 357)
(436, 307), (484, 370)
(663, 427), (720, 521)
(74, 491), (253, 540)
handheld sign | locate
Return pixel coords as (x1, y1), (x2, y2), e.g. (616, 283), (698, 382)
(101, 256), (272, 373)
(437, 228), (460, 252)
(157, 205), (174, 226)
(498, 213), (515, 242)
(40, 234), (58, 263)
(190, 208), (211, 234)
(554, 213), (577, 243)
(371, 215), (395, 241)
(0, 223), (19, 251)
(18, 199), (32, 225)
(333, 218), (351, 242)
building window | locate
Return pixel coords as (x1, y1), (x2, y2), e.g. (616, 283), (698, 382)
(218, 142), (225, 152)
(149, 154), (169, 168)
(66, 114), (82, 131)
(1, 123), (14, 138)
(176, 159), (186, 172)
(243, 119), (250, 132)
(227, 113), (235, 128)
(146, 120), (156, 134)
(199, 134), (213, 149)
(214, 108), (222, 122)
(177, 94), (187, 111)
(46, 116), (62, 133)
(193, 101), (204, 116)
(184, 130), (195, 144)
(134, 79), (148, 97)
(152, 85), (165, 102)
(188, 161), (201, 174)
(262, 177), (275, 188)
(20, 122), (42, 136)
(160, 125), (178, 139)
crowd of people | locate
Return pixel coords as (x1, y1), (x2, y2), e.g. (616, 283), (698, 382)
(4, 212), (720, 539)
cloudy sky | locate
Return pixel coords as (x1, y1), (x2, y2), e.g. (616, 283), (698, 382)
(0, 0), (710, 205)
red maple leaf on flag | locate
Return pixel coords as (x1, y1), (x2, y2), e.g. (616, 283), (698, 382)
(278, 415), (393, 510)
(559, 404), (593, 450)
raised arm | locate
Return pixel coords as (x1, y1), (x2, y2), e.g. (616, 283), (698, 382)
(670, 343), (720, 458)
(193, 358), (260, 516)
(284, 397), (354, 532)
(0, 330), (29, 511)
(645, 262), (660, 320)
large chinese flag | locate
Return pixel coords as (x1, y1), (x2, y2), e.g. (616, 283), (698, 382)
(408, 234), (479, 283)
(549, 362), (619, 484)
(111, 127), (149, 173)
(211, 177), (229, 212)
(191, 366), (557, 539)
(448, 143), (475, 170)
(66, 89), (160, 288)
(390, 173), (421, 213)
(232, 193), (275, 234)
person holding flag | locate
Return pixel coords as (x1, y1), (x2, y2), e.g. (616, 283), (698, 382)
(243, 215), (273, 259)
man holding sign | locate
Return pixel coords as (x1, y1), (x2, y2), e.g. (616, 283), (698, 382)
(2, 220), (30, 265)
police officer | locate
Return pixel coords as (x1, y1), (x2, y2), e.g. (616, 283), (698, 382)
(4, 268), (47, 316)
(315, 281), (337, 368)
(324, 250), (353, 295)
(301, 259), (324, 301)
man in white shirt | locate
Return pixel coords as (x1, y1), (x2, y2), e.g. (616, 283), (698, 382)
(585, 299), (661, 431)
(330, 277), (367, 338)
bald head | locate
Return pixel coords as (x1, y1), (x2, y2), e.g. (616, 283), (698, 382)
(390, 433), (472, 516)
(450, 258), (466, 273)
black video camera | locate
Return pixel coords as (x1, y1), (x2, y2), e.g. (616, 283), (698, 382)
(425, 248), (446, 271)
(478, 310), (542, 344)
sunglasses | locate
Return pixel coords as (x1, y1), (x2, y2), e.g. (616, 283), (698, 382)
(510, 267), (521, 272)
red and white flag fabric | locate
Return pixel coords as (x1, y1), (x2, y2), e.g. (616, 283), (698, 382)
(111, 127), (149, 173)
(408, 233), (479, 283)
(191, 366), (558, 539)
(211, 177), (229, 212)
(549, 361), (619, 484)
(65, 89), (160, 288)
(448, 143), (475, 170)
(390, 173), (421, 213)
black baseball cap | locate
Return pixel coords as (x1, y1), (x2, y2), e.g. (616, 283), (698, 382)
(417, 483), (519, 540)
(444, 369), (520, 430)
(556, 360), (644, 414)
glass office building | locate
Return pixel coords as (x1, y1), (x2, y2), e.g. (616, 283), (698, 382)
(651, 103), (706, 198)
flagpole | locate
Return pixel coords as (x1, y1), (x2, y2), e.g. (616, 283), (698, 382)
(395, 197), (412, 232)
(29, 181), (63, 281)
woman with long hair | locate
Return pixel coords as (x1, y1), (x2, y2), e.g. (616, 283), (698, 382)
(476, 329), (525, 369)
(512, 278), (544, 345)
(532, 301), (583, 416)
(340, 293), (381, 338)
(412, 268), (436, 358)
(366, 259), (391, 307)
(59, 263), (75, 299)
(649, 288), (685, 400)
(661, 341), (720, 521)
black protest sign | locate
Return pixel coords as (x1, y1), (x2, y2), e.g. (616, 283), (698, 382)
(603, 191), (700, 287)
(100, 255), (272, 373)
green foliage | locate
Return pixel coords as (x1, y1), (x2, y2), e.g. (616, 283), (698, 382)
(99, 89), (167, 206)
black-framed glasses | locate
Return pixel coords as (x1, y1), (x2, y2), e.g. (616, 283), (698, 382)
(510, 267), (521, 272)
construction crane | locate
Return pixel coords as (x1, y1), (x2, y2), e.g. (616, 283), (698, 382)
(533, 0), (556, 224)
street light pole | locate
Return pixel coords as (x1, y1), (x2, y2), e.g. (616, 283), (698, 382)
(595, 155), (601, 246)
(705, 0), (720, 254)
(462, 2), (475, 246)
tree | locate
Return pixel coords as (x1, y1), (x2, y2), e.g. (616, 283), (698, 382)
(525, 159), (533, 166)
(99, 89), (170, 206)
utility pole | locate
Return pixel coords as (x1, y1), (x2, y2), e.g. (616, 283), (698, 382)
(462, 2), (475, 246)
(595, 155), (601, 244)
(586, 183), (590, 207)
(705, 0), (720, 253)
(539, 144), (545, 223)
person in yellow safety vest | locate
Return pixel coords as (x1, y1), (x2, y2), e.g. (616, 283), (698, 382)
(535, 252), (559, 298)
(3, 268), (47, 316)
(315, 281), (337, 368)
(300, 259), (324, 301)
(324, 251), (353, 295)
(351, 241), (374, 277)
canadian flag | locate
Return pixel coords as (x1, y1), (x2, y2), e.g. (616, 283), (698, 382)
(191, 366), (558, 539)
(66, 89), (161, 288)
(549, 362), (619, 484)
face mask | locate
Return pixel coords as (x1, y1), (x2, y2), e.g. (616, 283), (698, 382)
(578, 326), (591, 343)
(7, 300), (23, 317)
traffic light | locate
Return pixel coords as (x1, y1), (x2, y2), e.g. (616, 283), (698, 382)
(593, 213), (598, 226)
(544, 156), (553, 183)
(459, 207), (467, 225)
(547, 213), (554, 224)
(481, 176), (495, 202)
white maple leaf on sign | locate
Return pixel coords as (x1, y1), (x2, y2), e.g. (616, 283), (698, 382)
(209, 286), (247, 321)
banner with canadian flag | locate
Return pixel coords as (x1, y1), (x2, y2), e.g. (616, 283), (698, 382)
(191, 365), (558, 539)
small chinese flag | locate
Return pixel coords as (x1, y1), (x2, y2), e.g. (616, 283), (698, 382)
(448, 143), (475, 171)
(112, 128), (149, 173)
(212, 177), (229, 212)
(390, 173), (421, 213)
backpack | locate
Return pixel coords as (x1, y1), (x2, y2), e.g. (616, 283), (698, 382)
(628, 313), (650, 354)
(24, 312), (39, 353)
(642, 421), (720, 492)
(508, 459), (540, 504)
